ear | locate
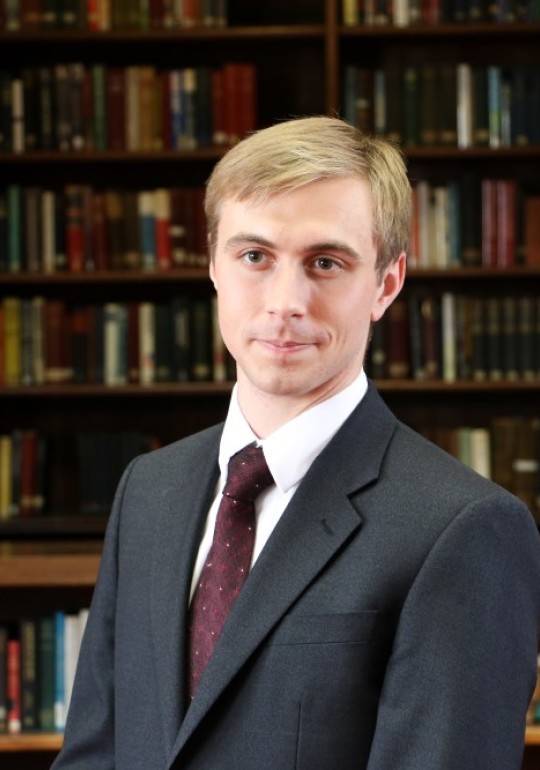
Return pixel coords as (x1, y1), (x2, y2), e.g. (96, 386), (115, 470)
(209, 258), (217, 290)
(370, 252), (406, 323)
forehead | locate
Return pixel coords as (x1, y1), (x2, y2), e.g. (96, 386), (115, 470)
(216, 177), (373, 235)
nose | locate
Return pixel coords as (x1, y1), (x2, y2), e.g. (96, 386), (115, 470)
(265, 262), (308, 319)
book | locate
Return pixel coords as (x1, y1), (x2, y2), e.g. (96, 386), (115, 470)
(4, 296), (21, 386)
(54, 610), (66, 731)
(38, 615), (55, 731)
(384, 298), (410, 379)
(525, 196), (540, 266)
(20, 618), (38, 731)
(0, 625), (7, 731)
(7, 639), (21, 734)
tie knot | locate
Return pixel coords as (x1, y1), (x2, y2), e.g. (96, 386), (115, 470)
(223, 445), (274, 503)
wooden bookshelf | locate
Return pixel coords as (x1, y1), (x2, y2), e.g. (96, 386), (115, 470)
(1, 0), (539, 766)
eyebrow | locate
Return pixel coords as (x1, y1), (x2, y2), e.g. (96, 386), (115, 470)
(224, 233), (363, 263)
(224, 233), (274, 251)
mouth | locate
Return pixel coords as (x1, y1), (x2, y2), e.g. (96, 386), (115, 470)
(258, 339), (315, 354)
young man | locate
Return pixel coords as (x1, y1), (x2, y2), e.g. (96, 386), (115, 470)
(52, 117), (540, 770)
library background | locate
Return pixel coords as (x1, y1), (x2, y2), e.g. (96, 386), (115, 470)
(0, 0), (539, 766)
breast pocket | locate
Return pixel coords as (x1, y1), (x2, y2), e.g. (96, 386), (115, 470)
(268, 610), (378, 646)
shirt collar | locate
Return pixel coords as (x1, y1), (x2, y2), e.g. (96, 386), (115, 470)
(219, 370), (368, 493)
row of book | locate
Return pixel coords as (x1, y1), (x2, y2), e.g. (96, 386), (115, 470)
(342, 0), (540, 25)
(0, 428), (160, 519)
(0, 295), (234, 387)
(0, 185), (208, 274)
(343, 62), (540, 149)
(0, 430), (45, 518)
(0, 0), (228, 31)
(0, 610), (88, 734)
(1, 417), (538, 522)
(0, 62), (256, 153)
(421, 416), (540, 520)
(365, 293), (540, 382)
(2, 178), (540, 276)
(409, 178), (540, 269)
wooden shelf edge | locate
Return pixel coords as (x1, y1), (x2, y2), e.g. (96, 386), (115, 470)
(0, 381), (234, 397)
(340, 21), (540, 37)
(0, 24), (325, 43)
(1, 267), (539, 284)
(0, 732), (63, 751)
(526, 725), (540, 745)
(0, 553), (100, 587)
(0, 267), (210, 283)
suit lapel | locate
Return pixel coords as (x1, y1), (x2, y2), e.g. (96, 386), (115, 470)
(169, 385), (397, 762)
(149, 425), (222, 751)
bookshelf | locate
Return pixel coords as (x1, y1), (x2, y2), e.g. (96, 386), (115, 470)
(1, 0), (539, 766)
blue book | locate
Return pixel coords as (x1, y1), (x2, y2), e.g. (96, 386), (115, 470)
(54, 611), (66, 731)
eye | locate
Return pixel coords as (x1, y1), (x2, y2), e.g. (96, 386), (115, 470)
(312, 256), (341, 272)
(242, 249), (265, 264)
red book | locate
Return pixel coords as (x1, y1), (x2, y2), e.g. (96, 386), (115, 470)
(237, 63), (256, 138)
(193, 187), (208, 266)
(223, 63), (242, 145)
(385, 298), (411, 379)
(149, 0), (165, 28)
(44, 300), (71, 384)
(496, 179), (516, 268)
(211, 68), (227, 146)
(106, 68), (126, 151)
(181, 0), (198, 26)
(127, 302), (140, 383)
(7, 640), (21, 734)
(65, 185), (85, 272)
(525, 197), (540, 266)
(481, 178), (497, 268)
(87, 0), (100, 28)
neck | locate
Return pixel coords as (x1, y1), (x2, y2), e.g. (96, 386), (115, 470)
(235, 373), (361, 439)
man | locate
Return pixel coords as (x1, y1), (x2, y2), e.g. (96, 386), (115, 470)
(52, 116), (540, 769)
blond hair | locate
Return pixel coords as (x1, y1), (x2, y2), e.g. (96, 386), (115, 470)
(205, 116), (411, 278)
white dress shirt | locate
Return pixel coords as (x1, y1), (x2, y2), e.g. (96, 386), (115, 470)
(189, 370), (369, 601)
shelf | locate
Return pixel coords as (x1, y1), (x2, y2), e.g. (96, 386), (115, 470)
(0, 268), (210, 284)
(0, 516), (108, 538)
(406, 267), (540, 279)
(0, 382), (233, 397)
(0, 732), (63, 752)
(0, 25), (325, 43)
(2, 147), (540, 164)
(526, 725), (540, 745)
(375, 380), (540, 393)
(0, 548), (101, 587)
(340, 22), (540, 37)
(2, 380), (539, 399)
(1, 267), (539, 285)
(404, 147), (540, 160)
(0, 148), (225, 164)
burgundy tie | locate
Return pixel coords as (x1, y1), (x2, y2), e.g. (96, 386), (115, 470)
(188, 444), (274, 698)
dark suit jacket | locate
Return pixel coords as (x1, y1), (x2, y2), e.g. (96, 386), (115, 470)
(51, 384), (540, 769)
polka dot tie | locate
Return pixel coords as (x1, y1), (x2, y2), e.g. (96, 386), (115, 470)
(188, 444), (274, 699)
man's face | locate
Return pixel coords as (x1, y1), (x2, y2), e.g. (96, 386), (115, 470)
(210, 176), (405, 412)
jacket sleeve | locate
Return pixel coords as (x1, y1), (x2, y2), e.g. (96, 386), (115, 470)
(366, 491), (540, 770)
(50, 458), (137, 770)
